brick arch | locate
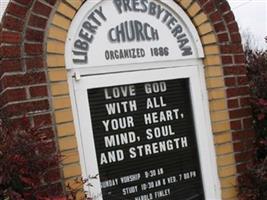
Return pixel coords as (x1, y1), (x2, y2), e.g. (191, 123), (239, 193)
(0, 0), (67, 195)
(0, 0), (253, 199)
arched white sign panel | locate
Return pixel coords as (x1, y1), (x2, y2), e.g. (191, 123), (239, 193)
(65, 0), (204, 69)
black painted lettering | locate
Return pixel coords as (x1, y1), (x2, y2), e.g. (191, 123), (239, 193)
(140, 0), (148, 12)
(151, 27), (159, 40)
(178, 38), (189, 49)
(72, 50), (88, 64)
(108, 20), (159, 43)
(176, 33), (186, 40)
(131, 49), (136, 58)
(148, 2), (156, 16)
(105, 50), (110, 60)
(162, 10), (172, 23)
(108, 28), (116, 42)
(113, 0), (123, 13)
(79, 29), (93, 43)
(114, 50), (119, 59)
(119, 50), (124, 58)
(144, 23), (152, 40)
(125, 21), (135, 41)
(182, 47), (193, 56)
(74, 39), (89, 51)
(124, 49), (129, 58)
(82, 21), (97, 34)
(116, 23), (126, 42)
(167, 17), (177, 29)
(132, 0), (139, 11)
(88, 12), (101, 26)
(140, 48), (145, 56)
(172, 24), (183, 37)
(137, 48), (144, 57)
(156, 4), (165, 19)
(95, 6), (106, 21)
(123, 0), (132, 12)
(135, 21), (145, 41)
(110, 51), (115, 60)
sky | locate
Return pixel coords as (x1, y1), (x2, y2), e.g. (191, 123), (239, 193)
(0, 0), (266, 49)
(228, 0), (267, 50)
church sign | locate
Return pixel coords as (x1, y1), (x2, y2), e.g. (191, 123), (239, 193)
(0, 0), (251, 198)
(66, 0), (220, 199)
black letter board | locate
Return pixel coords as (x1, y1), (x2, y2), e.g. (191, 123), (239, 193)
(87, 78), (204, 200)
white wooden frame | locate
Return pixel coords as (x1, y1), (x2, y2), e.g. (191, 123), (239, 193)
(69, 65), (221, 200)
(66, 0), (221, 198)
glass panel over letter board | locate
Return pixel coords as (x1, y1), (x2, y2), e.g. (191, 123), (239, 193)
(87, 79), (205, 200)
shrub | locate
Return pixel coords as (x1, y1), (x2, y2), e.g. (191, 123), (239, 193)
(239, 50), (267, 200)
(0, 116), (95, 200)
(0, 117), (62, 199)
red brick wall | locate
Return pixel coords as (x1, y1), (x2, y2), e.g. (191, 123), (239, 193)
(0, 0), (63, 194)
(195, 0), (254, 173)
